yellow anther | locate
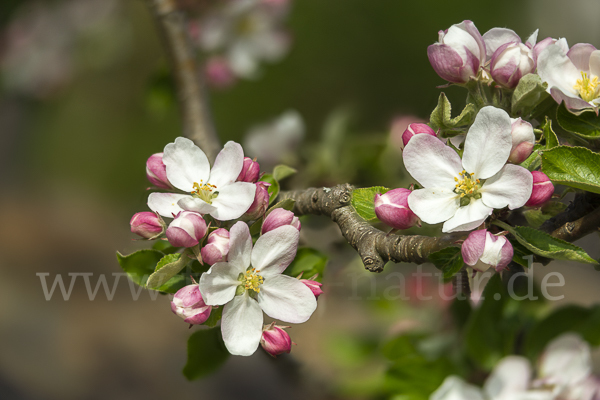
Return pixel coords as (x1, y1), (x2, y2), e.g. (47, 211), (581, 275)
(574, 71), (600, 103)
(242, 267), (264, 293)
(454, 177), (458, 182)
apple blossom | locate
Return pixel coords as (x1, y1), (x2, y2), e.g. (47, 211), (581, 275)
(199, 222), (317, 356)
(147, 138), (256, 221)
(146, 153), (173, 189)
(525, 171), (554, 207)
(401, 123), (437, 149)
(237, 157), (261, 183)
(166, 211), (208, 248)
(130, 212), (164, 239)
(403, 106), (533, 233)
(260, 323), (293, 357)
(374, 188), (420, 230)
(200, 228), (230, 266)
(245, 181), (271, 220)
(537, 40), (600, 111)
(508, 118), (535, 164)
(171, 284), (212, 325)
(427, 20), (486, 84)
(262, 208), (301, 234)
(461, 229), (513, 272)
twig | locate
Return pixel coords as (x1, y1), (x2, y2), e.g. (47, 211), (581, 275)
(146, 0), (221, 162)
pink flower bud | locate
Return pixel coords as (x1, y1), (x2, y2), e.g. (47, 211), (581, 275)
(260, 323), (293, 357)
(401, 123), (437, 149)
(508, 118), (535, 164)
(146, 153), (172, 190)
(262, 208), (301, 234)
(300, 278), (323, 298)
(170, 284), (212, 325)
(200, 228), (230, 265)
(204, 56), (236, 89)
(525, 171), (554, 206)
(237, 157), (261, 183)
(244, 182), (270, 220)
(461, 229), (513, 272)
(166, 211), (208, 248)
(374, 188), (419, 230)
(427, 20), (486, 83)
(490, 42), (535, 88)
(130, 212), (164, 239)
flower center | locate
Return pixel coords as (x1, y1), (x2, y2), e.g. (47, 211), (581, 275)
(454, 170), (482, 206)
(237, 267), (264, 296)
(191, 181), (218, 204)
(574, 71), (600, 103)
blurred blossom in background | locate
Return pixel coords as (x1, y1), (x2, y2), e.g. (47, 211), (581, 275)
(2, 0), (600, 399)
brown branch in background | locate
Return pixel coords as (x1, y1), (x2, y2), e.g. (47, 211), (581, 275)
(279, 185), (464, 272)
(280, 185), (600, 272)
(146, 0), (221, 162)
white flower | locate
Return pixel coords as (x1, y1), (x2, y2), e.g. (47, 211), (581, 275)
(148, 138), (256, 221)
(199, 222), (317, 356)
(537, 40), (600, 112)
(403, 106), (533, 233)
(196, 0), (290, 79)
(431, 357), (554, 400)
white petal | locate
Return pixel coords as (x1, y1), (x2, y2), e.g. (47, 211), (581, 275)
(483, 27), (521, 59)
(442, 199), (493, 233)
(525, 29), (539, 49)
(484, 356), (532, 399)
(462, 106), (512, 179)
(480, 234), (508, 267)
(407, 188), (460, 224)
(431, 376), (485, 400)
(227, 42), (259, 78)
(227, 222), (253, 272)
(199, 262), (242, 306)
(221, 292), (263, 356)
(208, 141), (245, 188)
(210, 182), (256, 221)
(403, 134), (463, 188)
(444, 24), (482, 63)
(589, 50), (600, 79)
(147, 192), (188, 217)
(163, 137), (210, 192)
(539, 333), (592, 387)
(537, 42), (581, 97)
(258, 274), (317, 323)
(480, 164), (533, 209)
(177, 196), (217, 215)
(251, 225), (299, 277)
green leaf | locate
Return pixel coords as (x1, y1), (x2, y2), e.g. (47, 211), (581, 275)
(351, 186), (389, 221)
(259, 174), (280, 205)
(541, 145), (600, 194)
(525, 305), (594, 359)
(520, 143), (543, 171)
(146, 252), (190, 289)
(203, 307), (223, 328)
(183, 328), (229, 380)
(428, 247), (464, 283)
(116, 249), (164, 287)
(522, 209), (553, 228)
(557, 102), (600, 139)
(266, 198), (295, 216)
(541, 117), (559, 149)
(152, 240), (179, 254)
(511, 73), (549, 115)
(493, 221), (597, 264)
(430, 93), (477, 137)
(510, 240), (534, 268)
(273, 164), (297, 181)
(284, 247), (328, 281)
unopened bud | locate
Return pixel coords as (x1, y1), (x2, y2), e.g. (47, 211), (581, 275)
(260, 323), (293, 357)
(166, 211), (208, 248)
(237, 157), (261, 183)
(130, 212), (164, 239)
(262, 208), (301, 234)
(508, 118), (535, 164)
(299, 274), (323, 298)
(402, 123), (437, 149)
(146, 153), (172, 189)
(170, 284), (212, 325)
(525, 171), (554, 207)
(205, 56), (236, 89)
(245, 182), (270, 220)
(461, 229), (513, 272)
(374, 188), (420, 230)
(200, 228), (230, 265)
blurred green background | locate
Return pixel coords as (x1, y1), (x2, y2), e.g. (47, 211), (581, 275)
(2, 0), (600, 399)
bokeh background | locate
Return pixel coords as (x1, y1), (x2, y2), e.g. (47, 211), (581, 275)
(2, 0), (600, 399)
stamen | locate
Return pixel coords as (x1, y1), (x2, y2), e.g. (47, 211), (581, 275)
(574, 71), (600, 102)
